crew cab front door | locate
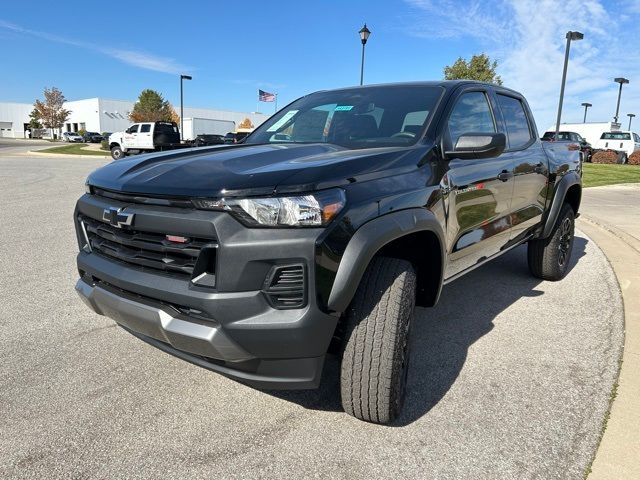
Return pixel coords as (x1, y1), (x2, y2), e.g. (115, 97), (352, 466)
(441, 89), (515, 279)
(123, 124), (139, 148)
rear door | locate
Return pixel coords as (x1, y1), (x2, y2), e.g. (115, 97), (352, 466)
(138, 123), (153, 149)
(442, 88), (515, 279)
(492, 91), (548, 242)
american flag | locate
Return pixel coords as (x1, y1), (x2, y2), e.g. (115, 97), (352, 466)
(258, 89), (276, 102)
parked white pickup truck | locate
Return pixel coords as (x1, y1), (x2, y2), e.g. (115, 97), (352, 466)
(108, 121), (186, 160)
(594, 131), (640, 163)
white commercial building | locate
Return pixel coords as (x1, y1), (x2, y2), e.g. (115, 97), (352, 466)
(0, 98), (269, 138)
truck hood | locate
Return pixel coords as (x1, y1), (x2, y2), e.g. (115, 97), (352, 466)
(87, 143), (422, 197)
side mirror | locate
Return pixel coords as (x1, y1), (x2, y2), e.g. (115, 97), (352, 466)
(445, 133), (506, 160)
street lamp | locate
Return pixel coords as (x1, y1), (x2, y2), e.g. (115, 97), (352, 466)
(554, 31), (584, 140)
(581, 102), (592, 123)
(180, 74), (192, 142)
(359, 23), (371, 86)
(628, 113), (636, 130)
(613, 77), (629, 124)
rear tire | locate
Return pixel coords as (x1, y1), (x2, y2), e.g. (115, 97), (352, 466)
(340, 257), (416, 424)
(616, 152), (627, 164)
(110, 145), (125, 160)
(528, 203), (575, 280)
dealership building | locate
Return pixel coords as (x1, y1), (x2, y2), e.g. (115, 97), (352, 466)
(0, 98), (269, 138)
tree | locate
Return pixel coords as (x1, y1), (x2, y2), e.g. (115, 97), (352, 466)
(129, 89), (176, 122)
(238, 118), (254, 130)
(443, 53), (503, 85)
(28, 108), (42, 129)
(169, 105), (180, 125)
(34, 87), (71, 139)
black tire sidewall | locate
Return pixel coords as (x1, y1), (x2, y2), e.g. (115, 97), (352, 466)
(527, 203), (575, 280)
(111, 146), (123, 160)
(554, 205), (575, 274)
(340, 257), (416, 424)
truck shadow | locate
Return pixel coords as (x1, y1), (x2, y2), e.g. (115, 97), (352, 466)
(266, 236), (588, 426)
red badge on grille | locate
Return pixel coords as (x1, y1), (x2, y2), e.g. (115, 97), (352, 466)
(166, 235), (188, 243)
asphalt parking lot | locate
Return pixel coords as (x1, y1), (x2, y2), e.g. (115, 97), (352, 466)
(0, 150), (624, 479)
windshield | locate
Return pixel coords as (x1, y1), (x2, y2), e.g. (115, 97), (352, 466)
(245, 85), (444, 149)
(601, 132), (631, 140)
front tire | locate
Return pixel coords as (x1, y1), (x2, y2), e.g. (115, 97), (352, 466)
(340, 257), (416, 424)
(528, 203), (575, 280)
(110, 145), (125, 160)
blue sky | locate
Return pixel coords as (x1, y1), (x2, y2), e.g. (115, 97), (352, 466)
(1, 0), (639, 130)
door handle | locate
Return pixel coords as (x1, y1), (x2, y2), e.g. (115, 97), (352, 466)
(497, 170), (513, 182)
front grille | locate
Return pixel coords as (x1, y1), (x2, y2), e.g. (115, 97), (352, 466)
(262, 264), (306, 309)
(93, 187), (194, 208)
(79, 214), (215, 277)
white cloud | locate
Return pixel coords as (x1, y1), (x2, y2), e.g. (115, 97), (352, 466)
(403, 0), (640, 130)
(100, 48), (190, 75)
(0, 19), (191, 75)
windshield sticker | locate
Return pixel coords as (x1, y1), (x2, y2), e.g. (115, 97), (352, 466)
(335, 105), (354, 111)
(266, 110), (298, 132)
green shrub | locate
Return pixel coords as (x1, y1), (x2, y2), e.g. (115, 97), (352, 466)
(100, 139), (109, 151)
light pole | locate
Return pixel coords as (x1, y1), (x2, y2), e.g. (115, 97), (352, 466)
(613, 77), (629, 124)
(581, 102), (592, 123)
(628, 113), (636, 130)
(180, 74), (192, 142)
(359, 24), (371, 86)
(554, 31), (583, 139)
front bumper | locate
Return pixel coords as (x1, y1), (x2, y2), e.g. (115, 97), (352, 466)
(75, 276), (331, 389)
(74, 193), (339, 389)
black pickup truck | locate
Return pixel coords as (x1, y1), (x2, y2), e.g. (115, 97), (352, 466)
(74, 81), (582, 424)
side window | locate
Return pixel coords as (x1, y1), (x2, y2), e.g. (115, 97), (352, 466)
(140, 124), (151, 133)
(128, 125), (139, 134)
(447, 91), (495, 146)
(634, 133), (640, 142)
(496, 94), (532, 148)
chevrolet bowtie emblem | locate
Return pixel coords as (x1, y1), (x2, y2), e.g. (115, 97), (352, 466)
(102, 207), (134, 228)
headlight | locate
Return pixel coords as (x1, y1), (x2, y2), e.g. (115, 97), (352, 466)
(192, 189), (345, 227)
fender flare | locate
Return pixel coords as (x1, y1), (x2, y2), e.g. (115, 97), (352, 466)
(327, 208), (445, 313)
(542, 171), (581, 238)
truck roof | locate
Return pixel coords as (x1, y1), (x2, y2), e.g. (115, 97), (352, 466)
(314, 80), (520, 95)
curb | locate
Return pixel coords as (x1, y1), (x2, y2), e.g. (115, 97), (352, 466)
(579, 216), (640, 480)
(26, 150), (111, 159)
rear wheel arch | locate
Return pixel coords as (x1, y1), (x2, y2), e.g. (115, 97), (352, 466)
(542, 171), (581, 238)
(565, 183), (581, 214)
